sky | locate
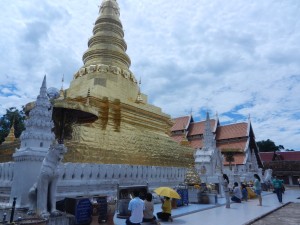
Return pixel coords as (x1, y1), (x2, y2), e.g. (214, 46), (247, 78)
(0, 0), (300, 150)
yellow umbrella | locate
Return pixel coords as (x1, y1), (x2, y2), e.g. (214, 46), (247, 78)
(154, 187), (181, 199)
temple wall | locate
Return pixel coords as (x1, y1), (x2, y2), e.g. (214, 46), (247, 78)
(0, 162), (13, 203)
(0, 162), (14, 185)
(57, 163), (186, 199)
(0, 162), (187, 205)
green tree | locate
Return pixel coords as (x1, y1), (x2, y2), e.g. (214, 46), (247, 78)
(0, 107), (26, 144)
(256, 139), (284, 152)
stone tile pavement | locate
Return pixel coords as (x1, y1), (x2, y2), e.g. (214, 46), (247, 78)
(113, 187), (300, 225)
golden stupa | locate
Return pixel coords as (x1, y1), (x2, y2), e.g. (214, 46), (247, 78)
(184, 164), (201, 186)
(53, 0), (193, 167)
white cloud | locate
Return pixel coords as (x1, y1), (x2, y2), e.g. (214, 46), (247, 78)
(0, 0), (299, 150)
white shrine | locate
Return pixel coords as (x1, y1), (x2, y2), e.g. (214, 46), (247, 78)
(10, 76), (56, 206)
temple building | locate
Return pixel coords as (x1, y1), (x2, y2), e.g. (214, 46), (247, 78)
(171, 114), (263, 175)
(260, 151), (300, 185)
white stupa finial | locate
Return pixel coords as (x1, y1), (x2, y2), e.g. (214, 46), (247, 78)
(19, 75), (55, 151)
(203, 111), (216, 150)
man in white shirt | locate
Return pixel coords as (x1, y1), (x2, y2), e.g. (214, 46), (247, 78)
(231, 182), (242, 203)
(126, 190), (145, 225)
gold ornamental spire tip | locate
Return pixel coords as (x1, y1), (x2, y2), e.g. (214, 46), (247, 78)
(99, 0), (120, 16)
(61, 74), (64, 91)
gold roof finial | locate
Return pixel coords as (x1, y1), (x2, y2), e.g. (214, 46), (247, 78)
(59, 74), (65, 98)
(136, 77), (143, 103)
(61, 74), (64, 91)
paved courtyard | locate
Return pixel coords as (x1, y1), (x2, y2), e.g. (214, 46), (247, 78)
(113, 187), (300, 225)
(1, 188), (299, 225)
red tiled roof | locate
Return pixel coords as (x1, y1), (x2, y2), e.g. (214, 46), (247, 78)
(223, 153), (245, 165)
(189, 139), (203, 149)
(259, 152), (273, 162)
(217, 139), (247, 152)
(260, 151), (300, 162)
(171, 116), (190, 131)
(171, 134), (184, 143)
(216, 123), (248, 140)
(188, 120), (215, 136)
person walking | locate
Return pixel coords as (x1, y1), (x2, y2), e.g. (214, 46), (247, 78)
(254, 174), (262, 206)
(297, 177), (300, 188)
(157, 197), (173, 222)
(143, 193), (160, 225)
(126, 190), (145, 225)
(222, 174), (230, 208)
(231, 182), (242, 203)
(272, 176), (284, 204)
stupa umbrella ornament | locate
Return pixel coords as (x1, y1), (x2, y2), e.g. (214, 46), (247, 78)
(154, 187), (181, 199)
(47, 87), (99, 143)
(52, 99), (99, 143)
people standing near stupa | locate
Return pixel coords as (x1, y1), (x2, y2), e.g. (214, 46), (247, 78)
(272, 176), (284, 204)
(222, 174), (230, 208)
(254, 174), (262, 206)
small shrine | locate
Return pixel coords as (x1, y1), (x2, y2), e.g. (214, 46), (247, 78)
(10, 76), (56, 207)
(194, 112), (223, 186)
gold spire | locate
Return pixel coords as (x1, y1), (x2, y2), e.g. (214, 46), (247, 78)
(180, 124), (190, 146)
(82, 0), (131, 69)
(59, 74), (64, 98)
(4, 120), (16, 143)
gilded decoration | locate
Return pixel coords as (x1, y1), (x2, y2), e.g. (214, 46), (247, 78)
(73, 63), (137, 84)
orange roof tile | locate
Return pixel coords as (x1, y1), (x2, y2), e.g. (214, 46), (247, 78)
(171, 134), (184, 144)
(223, 153), (245, 165)
(189, 139), (203, 149)
(188, 120), (215, 136)
(216, 123), (248, 140)
(171, 116), (190, 131)
(217, 139), (247, 152)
